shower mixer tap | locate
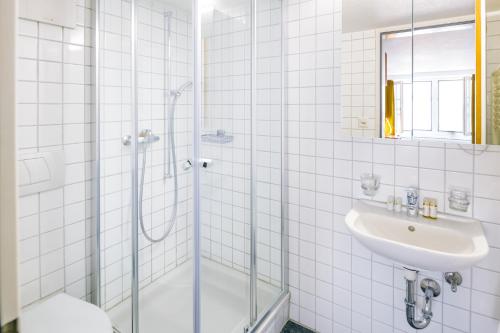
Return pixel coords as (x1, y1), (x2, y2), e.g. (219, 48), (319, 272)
(121, 129), (160, 146)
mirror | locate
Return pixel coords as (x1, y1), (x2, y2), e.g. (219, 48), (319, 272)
(412, 1), (476, 143)
(341, 0), (499, 144)
(341, 0), (412, 138)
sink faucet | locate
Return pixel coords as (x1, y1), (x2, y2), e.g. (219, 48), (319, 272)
(406, 187), (419, 217)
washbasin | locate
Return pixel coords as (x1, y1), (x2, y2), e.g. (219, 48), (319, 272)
(345, 201), (489, 272)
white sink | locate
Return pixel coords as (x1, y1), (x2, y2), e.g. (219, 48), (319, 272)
(345, 201), (489, 272)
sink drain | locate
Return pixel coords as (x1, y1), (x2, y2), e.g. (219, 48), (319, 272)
(408, 225), (416, 232)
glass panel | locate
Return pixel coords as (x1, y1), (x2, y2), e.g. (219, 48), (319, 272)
(412, 81), (432, 131)
(439, 80), (464, 132)
(255, 0), (283, 315)
(412, 0), (475, 142)
(134, 1), (194, 333)
(342, 0), (413, 138)
(136, 1), (194, 332)
(97, 0), (134, 330)
(99, 0), (194, 332)
(199, 0), (252, 332)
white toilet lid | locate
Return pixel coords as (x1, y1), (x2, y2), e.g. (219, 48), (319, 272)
(22, 293), (113, 333)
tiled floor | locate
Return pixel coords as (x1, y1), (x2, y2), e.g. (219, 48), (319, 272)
(281, 321), (315, 333)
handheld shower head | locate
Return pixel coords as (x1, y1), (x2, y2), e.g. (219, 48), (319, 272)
(172, 81), (193, 97)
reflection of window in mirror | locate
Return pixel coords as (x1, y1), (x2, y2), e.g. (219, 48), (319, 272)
(381, 22), (475, 142)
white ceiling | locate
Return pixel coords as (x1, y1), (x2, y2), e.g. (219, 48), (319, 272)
(383, 24), (475, 76)
(343, 0), (475, 32)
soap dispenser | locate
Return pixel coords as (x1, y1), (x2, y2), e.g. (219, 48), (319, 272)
(406, 187), (419, 217)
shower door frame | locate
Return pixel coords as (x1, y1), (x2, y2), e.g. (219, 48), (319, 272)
(93, 0), (289, 331)
(192, 0), (202, 332)
(245, 0), (290, 330)
(92, 0), (143, 331)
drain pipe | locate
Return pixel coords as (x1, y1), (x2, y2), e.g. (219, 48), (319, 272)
(404, 269), (441, 330)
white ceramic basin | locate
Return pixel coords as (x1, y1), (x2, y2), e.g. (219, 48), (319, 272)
(345, 201), (489, 272)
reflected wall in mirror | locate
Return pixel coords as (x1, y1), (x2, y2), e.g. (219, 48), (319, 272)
(340, 0), (497, 144)
(487, 0), (500, 144)
(341, 0), (412, 138)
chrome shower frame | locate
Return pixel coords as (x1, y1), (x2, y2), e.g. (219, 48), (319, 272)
(164, 11), (173, 179)
(92, 0), (101, 309)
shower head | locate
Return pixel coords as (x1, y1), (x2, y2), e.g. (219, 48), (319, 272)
(172, 81), (193, 97)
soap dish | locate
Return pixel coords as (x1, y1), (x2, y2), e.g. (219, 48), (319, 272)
(201, 129), (233, 144)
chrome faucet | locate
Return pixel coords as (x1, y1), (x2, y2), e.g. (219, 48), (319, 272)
(406, 187), (419, 217)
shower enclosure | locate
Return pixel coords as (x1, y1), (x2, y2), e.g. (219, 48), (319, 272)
(94, 0), (287, 332)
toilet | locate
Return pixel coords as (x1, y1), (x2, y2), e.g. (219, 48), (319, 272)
(22, 293), (113, 333)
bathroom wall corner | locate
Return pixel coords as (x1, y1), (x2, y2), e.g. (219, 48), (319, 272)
(0, 0), (20, 326)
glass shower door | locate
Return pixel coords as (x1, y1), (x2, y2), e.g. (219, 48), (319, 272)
(95, 0), (134, 331)
(96, 0), (194, 332)
(198, 0), (253, 332)
(197, 0), (285, 331)
(133, 1), (194, 332)
(254, 0), (285, 319)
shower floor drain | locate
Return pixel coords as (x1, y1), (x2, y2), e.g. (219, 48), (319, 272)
(281, 321), (315, 333)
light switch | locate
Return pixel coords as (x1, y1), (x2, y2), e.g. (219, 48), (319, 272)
(357, 117), (369, 129)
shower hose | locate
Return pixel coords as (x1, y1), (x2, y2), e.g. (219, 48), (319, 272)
(138, 102), (178, 243)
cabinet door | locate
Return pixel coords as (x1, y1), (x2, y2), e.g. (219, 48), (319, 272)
(411, 0), (476, 142)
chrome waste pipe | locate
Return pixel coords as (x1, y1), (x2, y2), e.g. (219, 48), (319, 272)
(404, 269), (441, 330)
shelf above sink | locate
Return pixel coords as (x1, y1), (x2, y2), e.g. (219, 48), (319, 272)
(345, 201), (489, 272)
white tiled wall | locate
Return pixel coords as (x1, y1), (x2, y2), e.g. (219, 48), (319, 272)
(16, 1), (94, 307)
(285, 0), (500, 332)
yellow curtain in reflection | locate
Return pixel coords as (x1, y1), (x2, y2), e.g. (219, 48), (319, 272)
(492, 69), (500, 144)
(385, 80), (396, 138)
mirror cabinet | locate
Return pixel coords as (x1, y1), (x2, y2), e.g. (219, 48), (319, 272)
(341, 0), (500, 145)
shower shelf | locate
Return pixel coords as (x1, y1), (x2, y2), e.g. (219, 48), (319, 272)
(201, 129), (233, 144)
